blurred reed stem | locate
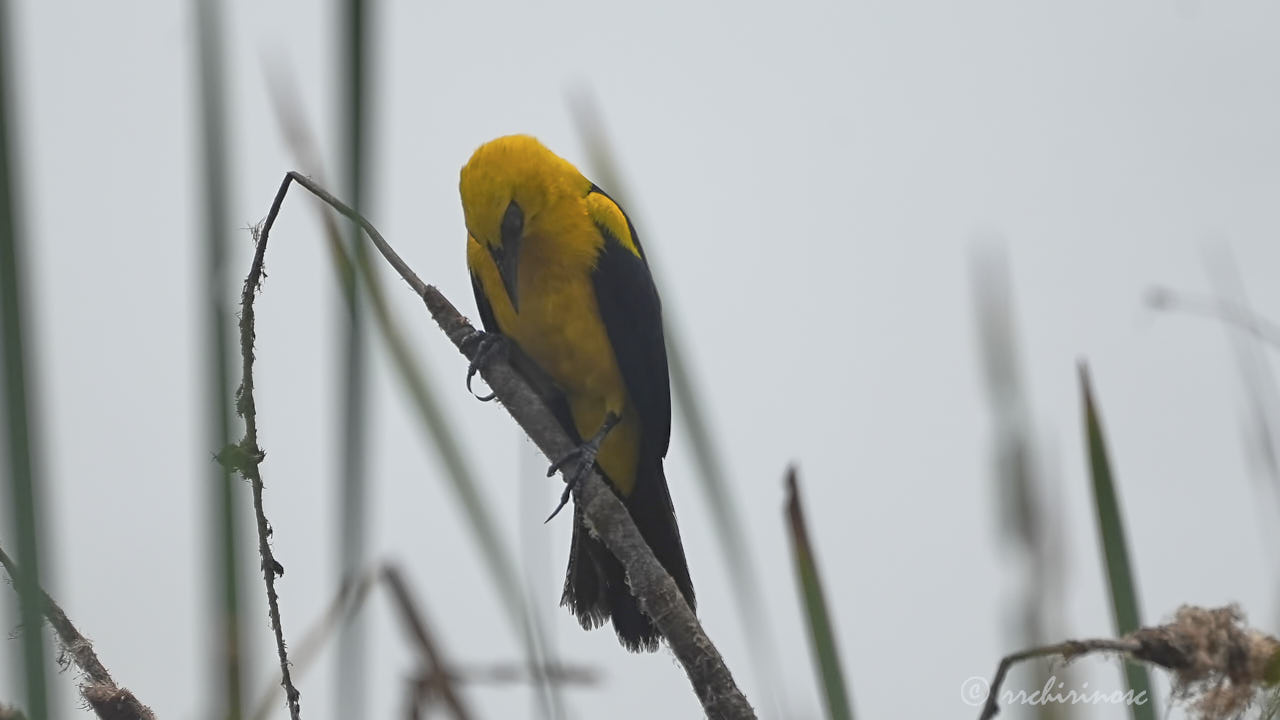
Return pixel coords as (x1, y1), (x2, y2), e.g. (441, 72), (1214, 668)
(1203, 253), (1280, 503)
(194, 0), (244, 716)
(970, 246), (1070, 720)
(0, 3), (50, 718)
(335, 0), (372, 717)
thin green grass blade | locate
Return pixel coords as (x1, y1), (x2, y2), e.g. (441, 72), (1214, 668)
(784, 469), (854, 720)
(335, 0), (371, 717)
(0, 4), (50, 717)
(194, 1), (244, 716)
(568, 92), (786, 714)
(1079, 364), (1155, 720)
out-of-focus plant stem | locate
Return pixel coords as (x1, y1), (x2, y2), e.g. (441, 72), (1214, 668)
(0, 3), (50, 718)
(193, 0), (243, 716)
(335, 1), (372, 718)
(971, 245), (1070, 720)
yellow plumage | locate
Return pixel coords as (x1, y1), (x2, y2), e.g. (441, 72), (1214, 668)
(460, 134), (694, 651)
(463, 135), (643, 492)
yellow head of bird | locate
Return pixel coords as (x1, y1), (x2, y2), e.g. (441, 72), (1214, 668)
(460, 135), (589, 311)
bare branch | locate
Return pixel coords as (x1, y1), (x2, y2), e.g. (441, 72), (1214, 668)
(979, 605), (1280, 720)
(81, 686), (157, 720)
(249, 561), (595, 720)
(380, 566), (473, 720)
(225, 179), (302, 720)
(978, 637), (1142, 720)
(252, 172), (757, 719)
(0, 546), (156, 720)
(248, 568), (377, 720)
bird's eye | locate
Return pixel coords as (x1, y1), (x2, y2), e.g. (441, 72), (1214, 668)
(500, 200), (523, 245)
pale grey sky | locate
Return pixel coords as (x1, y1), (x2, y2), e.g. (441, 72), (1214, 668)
(4, 2), (1280, 719)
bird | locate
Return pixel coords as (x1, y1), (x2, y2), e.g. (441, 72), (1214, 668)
(459, 134), (695, 651)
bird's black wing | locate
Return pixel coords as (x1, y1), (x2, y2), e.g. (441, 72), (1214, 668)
(470, 271), (500, 333)
(586, 186), (672, 457)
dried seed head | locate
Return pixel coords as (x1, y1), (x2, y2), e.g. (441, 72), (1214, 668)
(1127, 605), (1280, 719)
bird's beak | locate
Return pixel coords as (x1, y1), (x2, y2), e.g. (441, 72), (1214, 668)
(489, 239), (521, 313)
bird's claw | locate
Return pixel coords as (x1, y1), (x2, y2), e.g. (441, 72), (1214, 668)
(463, 330), (504, 401)
(544, 412), (622, 523)
(544, 442), (599, 523)
(545, 480), (578, 524)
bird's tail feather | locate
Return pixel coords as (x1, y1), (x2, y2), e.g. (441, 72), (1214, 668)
(561, 459), (695, 652)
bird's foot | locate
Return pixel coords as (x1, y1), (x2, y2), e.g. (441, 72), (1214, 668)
(544, 412), (622, 523)
(462, 330), (505, 401)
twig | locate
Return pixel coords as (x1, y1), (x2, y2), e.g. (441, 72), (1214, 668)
(979, 605), (1280, 720)
(446, 664), (597, 686)
(248, 567), (377, 720)
(1147, 286), (1280, 350)
(224, 175), (302, 720)
(249, 561), (594, 720)
(979, 638), (1141, 720)
(254, 172), (757, 719)
(0, 545), (156, 720)
(380, 565), (473, 720)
